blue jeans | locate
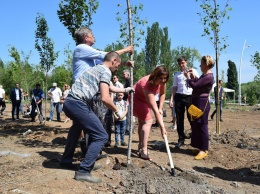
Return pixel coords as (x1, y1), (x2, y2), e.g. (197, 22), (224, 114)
(115, 120), (126, 143)
(60, 96), (108, 173)
(50, 102), (60, 121)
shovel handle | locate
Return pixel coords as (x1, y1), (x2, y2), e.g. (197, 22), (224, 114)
(163, 134), (174, 169)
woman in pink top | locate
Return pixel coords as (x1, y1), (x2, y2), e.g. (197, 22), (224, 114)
(133, 65), (169, 160)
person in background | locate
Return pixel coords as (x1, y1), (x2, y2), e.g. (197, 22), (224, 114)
(0, 85), (6, 115)
(113, 92), (128, 147)
(31, 84), (45, 122)
(169, 92), (177, 130)
(60, 52), (132, 183)
(210, 80), (224, 122)
(112, 75), (124, 98)
(10, 83), (22, 120)
(185, 55), (214, 160)
(47, 83), (62, 122)
(123, 69), (131, 134)
(61, 84), (70, 123)
(15, 88), (28, 116)
(133, 65), (168, 160)
(171, 56), (199, 149)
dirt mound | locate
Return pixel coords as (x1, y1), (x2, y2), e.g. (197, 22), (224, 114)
(210, 129), (260, 150)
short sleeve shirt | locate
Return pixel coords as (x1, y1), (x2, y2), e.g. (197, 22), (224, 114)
(70, 64), (111, 104)
(0, 88), (5, 98)
(48, 87), (62, 103)
(33, 89), (45, 102)
(134, 75), (162, 103)
(114, 99), (127, 120)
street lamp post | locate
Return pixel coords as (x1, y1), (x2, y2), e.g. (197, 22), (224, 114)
(239, 40), (251, 105)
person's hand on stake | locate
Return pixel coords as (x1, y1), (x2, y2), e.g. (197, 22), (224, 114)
(125, 87), (135, 93)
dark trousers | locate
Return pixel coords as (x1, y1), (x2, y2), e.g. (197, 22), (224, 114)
(12, 100), (21, 119)
(61, 96), (108, 173)
(31, 100), (42, 121)
(174, 93), (192, 142)
(0, 98), (6, 112)
(211, 101), (223, 118)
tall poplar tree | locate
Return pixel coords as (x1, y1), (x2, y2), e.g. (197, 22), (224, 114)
(227, 60), (238, 99)
(145, 22), (161, 74)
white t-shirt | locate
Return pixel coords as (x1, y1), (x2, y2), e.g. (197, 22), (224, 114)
(48, 87), (62, 103)
(173, 68), (199, 95)
(15, 88), (20, 100)
(0, 88), (5, 98)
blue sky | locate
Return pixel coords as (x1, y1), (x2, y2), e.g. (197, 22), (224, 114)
(0, 0), (259, 84)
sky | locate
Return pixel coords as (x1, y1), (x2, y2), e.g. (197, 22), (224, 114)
(0, 0), (259, 84)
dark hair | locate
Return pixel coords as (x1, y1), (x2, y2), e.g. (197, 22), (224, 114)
(104, 51), (121, 62)
(36, 83), (41, 87)
(148, 65), (169, 83)
(177, 56), (187, 62)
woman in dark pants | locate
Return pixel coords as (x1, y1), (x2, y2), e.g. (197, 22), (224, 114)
(185, 56), (214, 160)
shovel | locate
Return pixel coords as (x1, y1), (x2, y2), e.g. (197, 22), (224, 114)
(32, 95), (44, 124)
(163, 134), (175, 176)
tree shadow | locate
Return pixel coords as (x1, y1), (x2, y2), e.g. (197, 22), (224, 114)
(193, 166), (260, 186)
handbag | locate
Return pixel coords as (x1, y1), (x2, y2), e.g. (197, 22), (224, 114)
(188, 99), (208, 121)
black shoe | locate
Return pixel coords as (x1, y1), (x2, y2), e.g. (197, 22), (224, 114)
(121, 141), (127, 146)
(0, 111), (3, 115)
(60, 162), (78, 170)
(152, 123), (159, 128)
(125, 131), (130, 135)
(175, 141), (184, 149)
(220, 118), (223, 122)
(74, 171), (102, 183)
(210, 115), (213, 120)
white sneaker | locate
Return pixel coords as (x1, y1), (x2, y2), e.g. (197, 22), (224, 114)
(173, 125), (177, 130)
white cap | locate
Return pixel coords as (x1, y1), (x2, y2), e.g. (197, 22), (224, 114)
(53, 83), (57, 87)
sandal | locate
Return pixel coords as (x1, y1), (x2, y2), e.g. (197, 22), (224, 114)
(139, 150), (152, 161)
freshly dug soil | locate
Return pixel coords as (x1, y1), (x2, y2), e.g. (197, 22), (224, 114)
(0, 103), (259, 194)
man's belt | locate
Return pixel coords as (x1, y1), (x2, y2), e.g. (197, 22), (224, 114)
(176, 93), (191, 98)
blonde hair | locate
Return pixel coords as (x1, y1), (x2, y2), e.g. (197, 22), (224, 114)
(63, 84), (70, 92)
(201, 55), (215, 69)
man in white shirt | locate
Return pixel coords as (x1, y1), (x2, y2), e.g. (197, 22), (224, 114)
(0, 85), (6, 115)
(170, 56), (199, 148)
(47, 83), (62, 122)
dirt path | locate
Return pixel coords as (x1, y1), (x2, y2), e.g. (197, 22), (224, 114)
(0, 103), (259, 194)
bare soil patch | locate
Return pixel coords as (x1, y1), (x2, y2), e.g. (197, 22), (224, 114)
(0, 103), (259, 194)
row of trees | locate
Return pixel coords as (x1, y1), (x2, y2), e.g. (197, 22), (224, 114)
(0, 0), (259, 105)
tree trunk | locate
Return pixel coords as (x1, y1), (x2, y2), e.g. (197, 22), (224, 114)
(126, 0), (134, 165)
